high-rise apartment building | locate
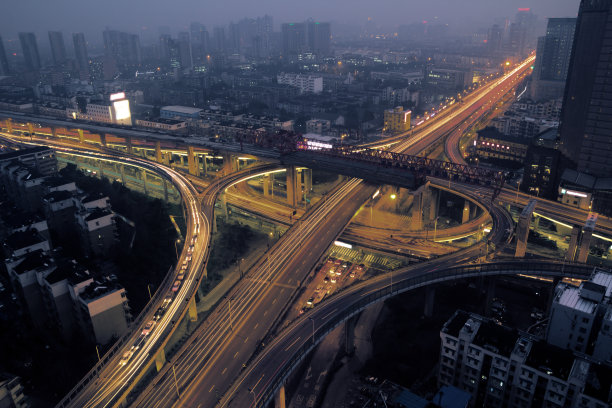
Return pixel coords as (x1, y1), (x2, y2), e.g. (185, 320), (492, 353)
(18, 32), (41, 71)
(72, 32), (89, 75)
(531, 18), (576, 101)
(281, 20), (331, 59)
(559, 0), (612, 178)
(0, 35), (10, 75)
(177, 32), (192, 70)
(190, 22), (209, 66)
(102, 29), (141, 68)
(48, 31), (67, 66)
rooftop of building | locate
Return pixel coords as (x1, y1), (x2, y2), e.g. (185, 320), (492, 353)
(473, 319), (519, 357)
(84, 208), (112, 222)
(526, 340), (574, 381)
(583, 363), (612, 403)
(560, 168), (596, 190)
(2, 211), (46, 230)
(5, 229), (47, 251)
(138, 117), (185, 125)
(0, 146), (54, 162)
(442, 310), (470, 338)
(590, 268), (612, 299)
(79, 280), (123, 302)
(80, 192), (107, 204)
(43, 189), (73, 203)
(44, 176), (74, 188)
(477, 126), (530, 144)
(393, 388), (429, 408)
(555, 283), (597, 314)
(13, 249), (54, 275)
(432, 386), (472, 408)
(160, 106), (202, 115)
(45, 258), (90, 285)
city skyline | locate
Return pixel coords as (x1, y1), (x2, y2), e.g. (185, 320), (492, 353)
(0, 0), (580, 40)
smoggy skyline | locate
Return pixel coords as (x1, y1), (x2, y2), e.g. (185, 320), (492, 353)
(1, 0), (580, 41)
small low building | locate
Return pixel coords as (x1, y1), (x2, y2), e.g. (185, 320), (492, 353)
(475, 127), (529, 166)
(134, 117), (188, 134)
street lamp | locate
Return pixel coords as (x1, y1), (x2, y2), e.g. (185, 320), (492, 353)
(147, 284), (153, 300)
(174, 239), (181, 260)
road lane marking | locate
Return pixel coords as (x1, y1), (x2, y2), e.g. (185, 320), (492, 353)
(233, 352), (239, 359)
(244, 336), (249, 343)
(253, 374), (265, 390)
(284, 336), (302, 351)
(222, 367), (227, 375)
(209, 385), (215, 393)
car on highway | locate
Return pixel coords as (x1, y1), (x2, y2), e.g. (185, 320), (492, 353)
(119, 350), (134, 366)
(141, 320), (156, 336)
(172, 280), (181, 292)
(177, 271), (185, 280)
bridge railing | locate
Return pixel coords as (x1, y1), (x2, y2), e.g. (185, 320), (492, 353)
(295, 143), (506, 187)
(256, 260), (594, 407)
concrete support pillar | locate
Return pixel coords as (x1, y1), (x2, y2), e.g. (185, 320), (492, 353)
(27, 122), (34, 136)
(141, 170), (148, 195)
(345, 317), (357, 354)
(577, 215), (597, 263)
(263, 174), (271, 197)
(97, 159), (104, 179)
(286, 166), (297, 207)
(188, 297), (197, 322)
(394, 187), (401, 212)
(222, 153), (234, 175)
(470, 202), (478, 220)
(202, 155), (207, 175)
(515, 200), (537, 258)
(427, 188), (438, 222)
(100, 133), (107, 147)
(155, 347), (166, 372)
(125, 136), (133, 154)
(51, 127), (58, 138)
(6, 118), (12, 134)
(462, 200), (471, 224)
(424, 286), (436, 318)
(119, 164), (126, 185)
(296, 168), (304, 204)
(155, 141), (163, 163)
(533, 215), (540, 229)
(566, 225), (581, 261)
(77, 128), (84, 144)
(163, 179), (169, 202)
(304, 168), (312, 194)
(220, 193), (228, 220)
(410, 191), (423, 231)
(275, 385), (286, 408)
(187, 146), (199, 176)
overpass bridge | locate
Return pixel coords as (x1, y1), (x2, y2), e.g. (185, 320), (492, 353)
(221, 260), (595, 408)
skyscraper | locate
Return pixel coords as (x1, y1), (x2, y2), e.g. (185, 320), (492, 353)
(72, 33), (89, 72)
(282, 21), (331, 59)
(0, 35), (10, 75)
(19, 32), (41, 71)
(558, 0), (612, 178)
(530, 18), (576, 101)
(177, 32), (192, 70)
(102, 29), (141, 68)
(48, 31), (67, 66)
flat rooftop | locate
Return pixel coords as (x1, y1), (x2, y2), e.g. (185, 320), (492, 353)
(0, 146), (54, 162)
(442, 310), (470, 338)
(473, 320), (518, 357)
(526, 340), (574, 381)
(556, 284), (597, 314)
(161, 106), (202, 115)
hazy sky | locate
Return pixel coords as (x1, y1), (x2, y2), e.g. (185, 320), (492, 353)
(1, 0), (580, 41)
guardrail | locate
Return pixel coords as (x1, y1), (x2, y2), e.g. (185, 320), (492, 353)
(256, 260), (594, 406)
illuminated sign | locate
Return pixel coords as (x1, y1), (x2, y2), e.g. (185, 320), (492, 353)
(518, 8), (530, 11)
(562, 189), (588, 198)
(113, 100), (131, 120)
(334, 241), (352, 249)
(305, 140), (333, 150)
(110, 92), (126, 101)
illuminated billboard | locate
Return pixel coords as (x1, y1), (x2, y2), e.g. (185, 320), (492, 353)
(110, 92), (126, 101)
(113, 100), (131, 121)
